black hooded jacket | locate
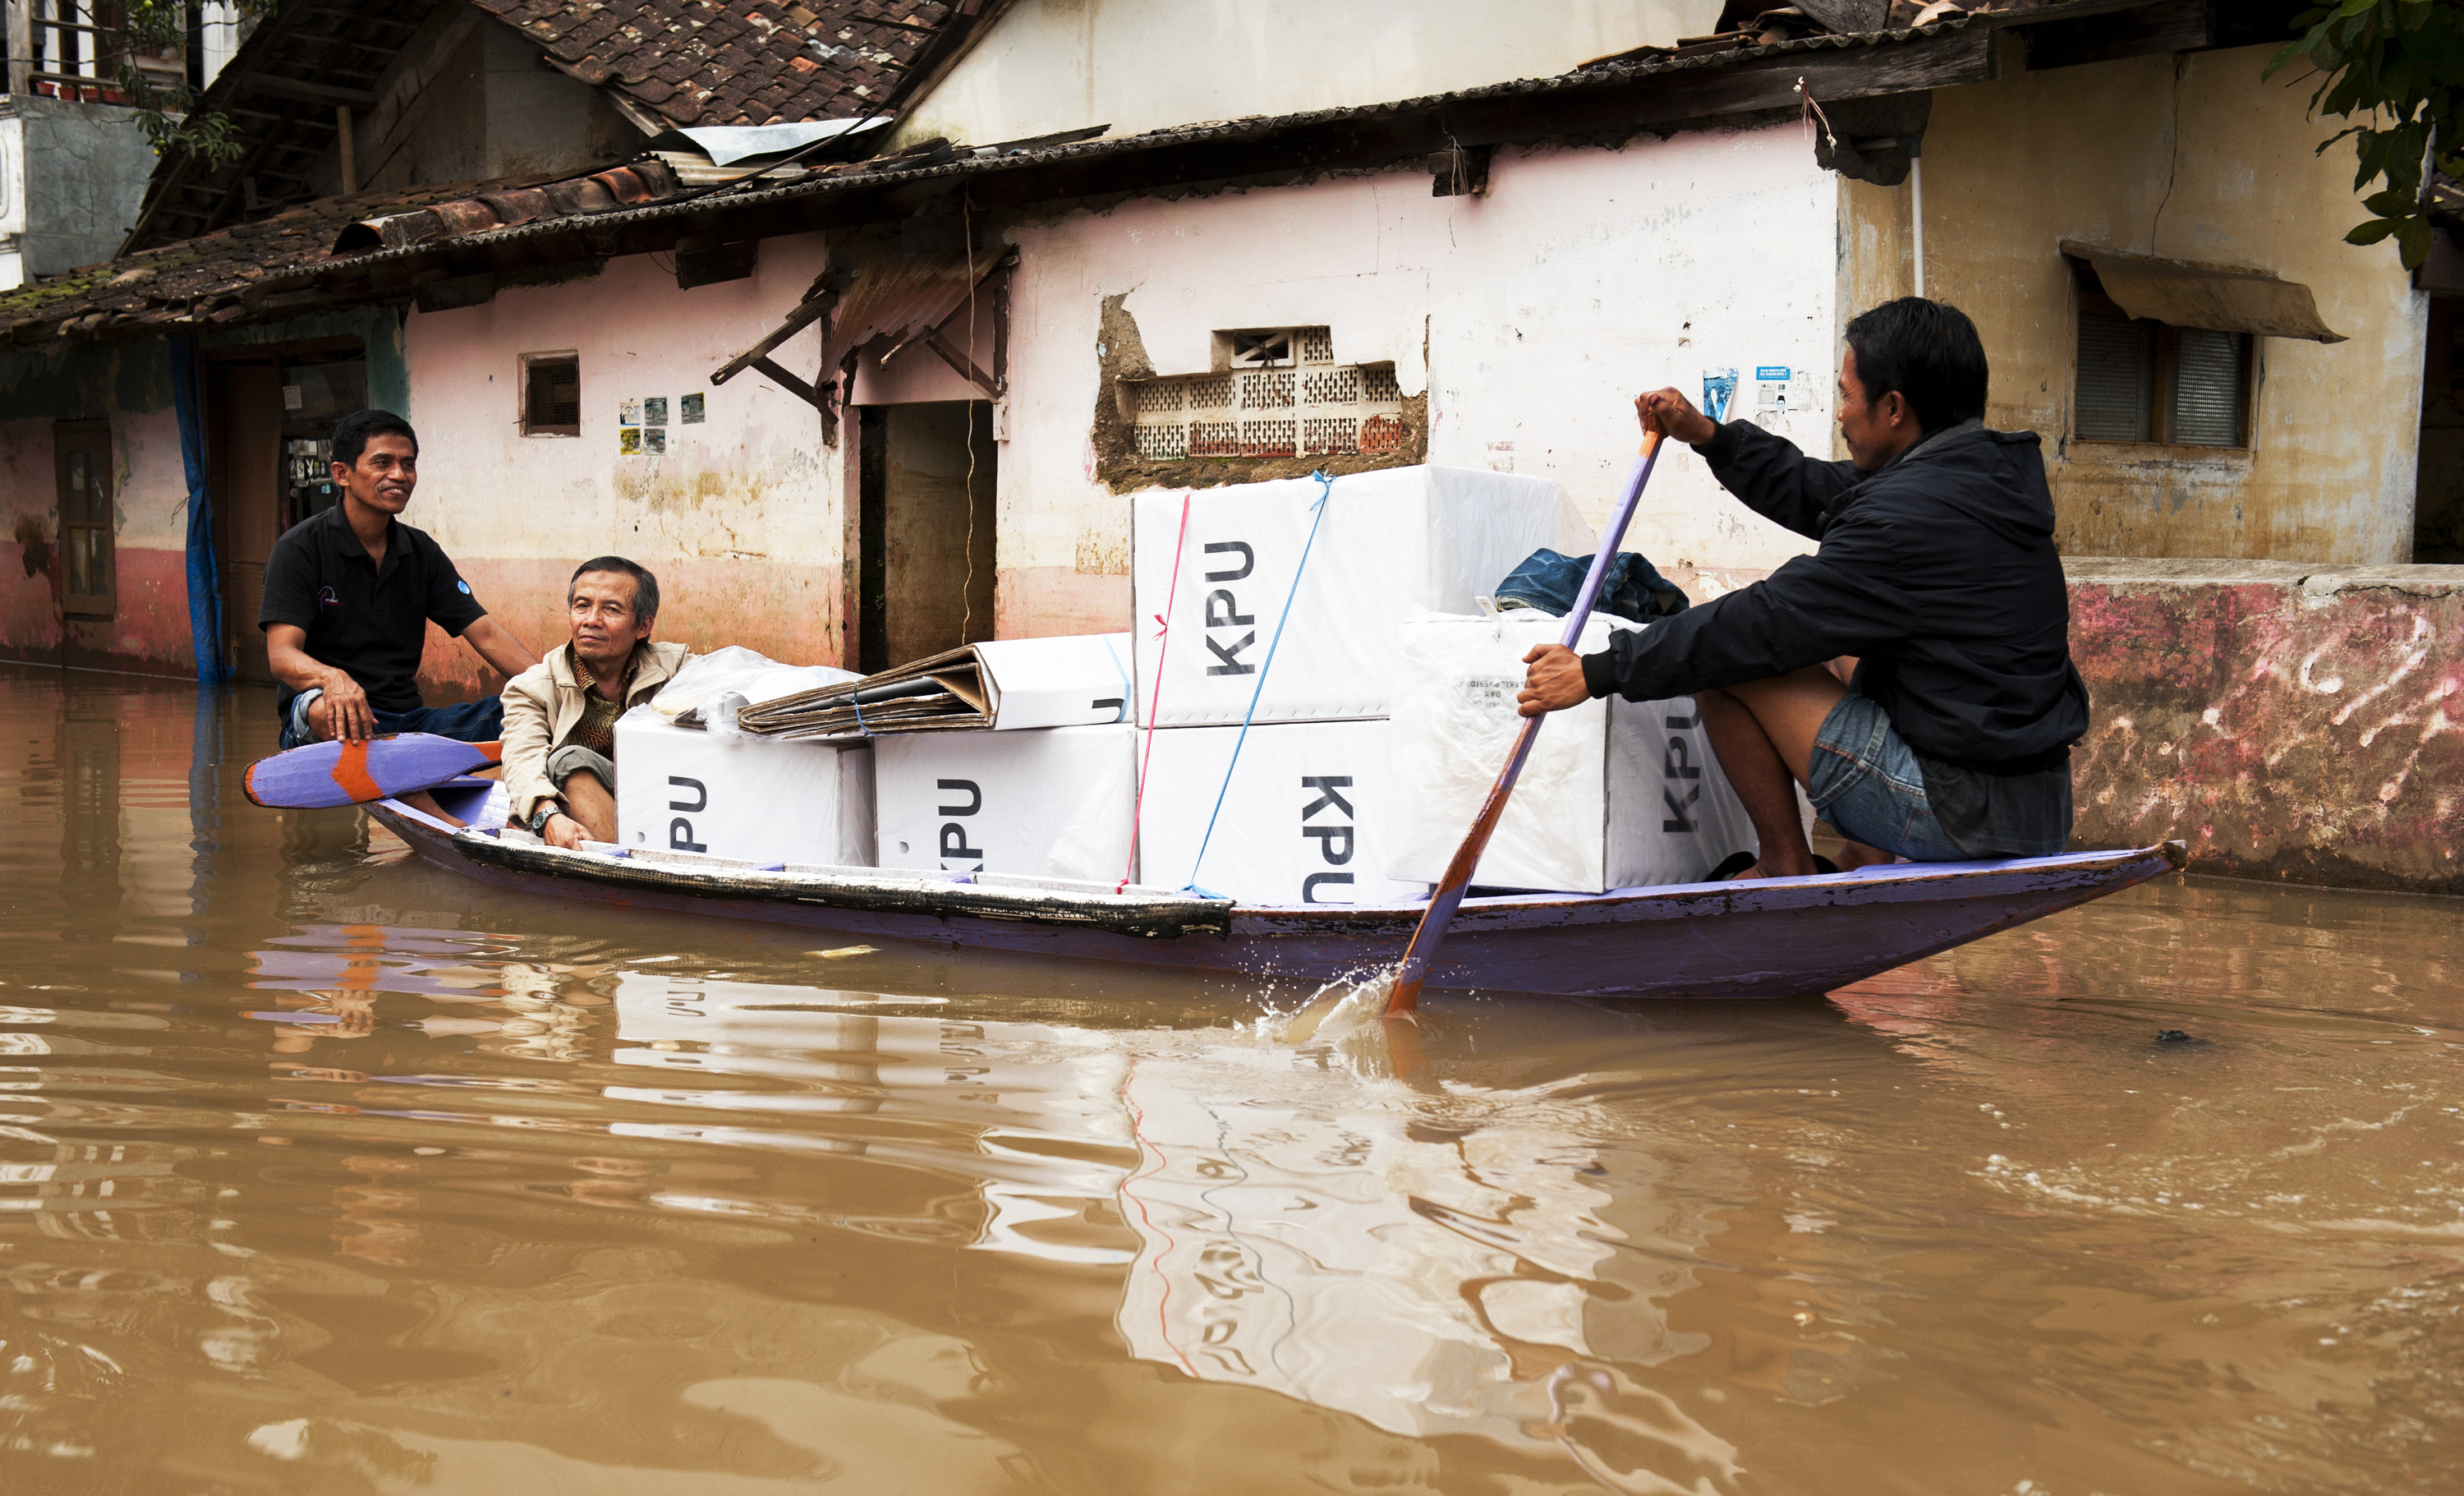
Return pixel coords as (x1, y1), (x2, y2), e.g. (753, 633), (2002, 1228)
(1579, 418), (2089, 855)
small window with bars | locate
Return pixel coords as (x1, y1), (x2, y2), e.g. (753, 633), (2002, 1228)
(55, 421), (113, 619)
(2072, 264), (2251, 449)
(522, 352), (582, 437)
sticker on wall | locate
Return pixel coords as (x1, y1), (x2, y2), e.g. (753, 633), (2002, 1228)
(643, 428), (666, 455)
(618, 399), (640, 427)
(644, 396), (669, 426)
(619, 428), (641, 456)
(681, 393), (705, 424)
(1701, 368), (1738, 422)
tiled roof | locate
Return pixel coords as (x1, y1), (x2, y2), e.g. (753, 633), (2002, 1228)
(469, 0), (959, 127)
(0, 163), (689, 342)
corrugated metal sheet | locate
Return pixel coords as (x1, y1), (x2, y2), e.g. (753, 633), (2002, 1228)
(820, 252), (999, 371)
(2169, 328), (2245, 447)
(2076, 311), (2154, 443)
(2062, 240), (2345, 344)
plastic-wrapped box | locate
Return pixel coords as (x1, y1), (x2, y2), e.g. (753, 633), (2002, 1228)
(612, 707), (875, 866)
(1131, 465), (1593, 727)
(875, 725), (1136, 881)
(1385, 611), (1758, 893)
(1134, 719), (1424, 906)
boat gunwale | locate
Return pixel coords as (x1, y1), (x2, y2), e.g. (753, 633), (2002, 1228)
(390, 801), (2185, 940)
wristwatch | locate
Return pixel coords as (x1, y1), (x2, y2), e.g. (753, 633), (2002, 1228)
(527, 801), (564, 837)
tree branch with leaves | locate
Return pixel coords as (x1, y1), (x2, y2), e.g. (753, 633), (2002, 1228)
(2269, 1), (2463, 269)
(111, 0), (280, 168)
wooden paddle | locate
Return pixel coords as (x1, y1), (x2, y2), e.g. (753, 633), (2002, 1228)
(243, 734), (503, 810)
(1383, 431), (1667, 1016)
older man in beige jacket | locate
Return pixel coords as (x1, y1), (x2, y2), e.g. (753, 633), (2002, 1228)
(502, 556), (690, 849)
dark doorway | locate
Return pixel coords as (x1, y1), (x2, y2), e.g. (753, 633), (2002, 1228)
(2417, 296), (2463, 562)
(206, 341), (369, 684)
(854, 400), (996, 673)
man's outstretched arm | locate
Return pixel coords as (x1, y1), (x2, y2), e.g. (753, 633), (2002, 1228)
(461, 615), (540, 681)
(1639, 389), (1858, 540)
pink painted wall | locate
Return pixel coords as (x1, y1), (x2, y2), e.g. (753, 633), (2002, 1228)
(0, 405), (197, 676)
(398, 240), (848, 702)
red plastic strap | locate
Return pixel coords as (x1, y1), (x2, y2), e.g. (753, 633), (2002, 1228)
(1119, 492), (1193, 893)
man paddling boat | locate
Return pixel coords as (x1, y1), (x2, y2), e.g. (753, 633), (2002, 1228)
(1517, 298), (2088, 878)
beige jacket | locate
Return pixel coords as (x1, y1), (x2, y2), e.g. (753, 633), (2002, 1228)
(500, 640), (691, 822)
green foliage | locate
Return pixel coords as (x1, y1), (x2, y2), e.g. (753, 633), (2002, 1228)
(2269, 1), (2464, 269)
(100, 0), (281, 167)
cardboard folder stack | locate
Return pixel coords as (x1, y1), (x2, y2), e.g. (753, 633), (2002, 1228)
(1129, 465), (1595, 906)
(772, 634), (1143, 882)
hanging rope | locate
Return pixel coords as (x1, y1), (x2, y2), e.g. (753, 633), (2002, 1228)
(1119, 491), (1193, 893)
(1184, 471), (1335, 895)
(1795, 76), (1837, 154)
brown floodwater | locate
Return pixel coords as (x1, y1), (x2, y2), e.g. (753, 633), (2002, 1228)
(2, 664), (2460, 1495)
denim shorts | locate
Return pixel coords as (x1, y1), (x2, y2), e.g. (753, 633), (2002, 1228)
(280, 691), (504, 751)
(1805, 693), (1969, 862)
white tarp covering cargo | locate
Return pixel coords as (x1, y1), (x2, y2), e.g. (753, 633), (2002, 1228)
(1131, 465), (1592, 727)
(1386, 612), (1758, 892)
(875, 725), (1136, 881)
(612, 707), (875, 865)
(1134, 720), (1424, 905)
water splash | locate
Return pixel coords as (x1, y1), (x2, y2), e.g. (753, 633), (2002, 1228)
(1251, 966), (1415, 1077)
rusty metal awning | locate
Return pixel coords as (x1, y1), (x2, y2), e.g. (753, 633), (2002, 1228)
(2062, 240), (2346, 344)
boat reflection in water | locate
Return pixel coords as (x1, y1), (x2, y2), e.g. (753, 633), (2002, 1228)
(609, 973), (1745, 1493)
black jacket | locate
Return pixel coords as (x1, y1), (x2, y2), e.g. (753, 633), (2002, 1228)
(1581, 419), (2089, 770)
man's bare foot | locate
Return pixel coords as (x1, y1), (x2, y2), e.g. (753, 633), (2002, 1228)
(400, 789), (465, 827)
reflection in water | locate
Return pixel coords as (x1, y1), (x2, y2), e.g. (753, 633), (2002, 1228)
(2, 665), (2462, 1493)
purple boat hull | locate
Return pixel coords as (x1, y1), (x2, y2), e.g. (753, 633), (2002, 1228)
(367, 799), (2184, 1001)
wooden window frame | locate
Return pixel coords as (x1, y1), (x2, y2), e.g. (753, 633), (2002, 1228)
(519, 351), (582, 438)
(54, 420), (115, 620)
(2072, 279), (2256, 451)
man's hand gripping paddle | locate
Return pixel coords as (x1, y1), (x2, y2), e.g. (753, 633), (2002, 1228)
(243, 734), (503, 809)
(1382, 430), (1668, 1016)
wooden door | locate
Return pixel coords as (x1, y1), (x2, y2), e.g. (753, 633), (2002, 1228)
(218, 364), (285, 685)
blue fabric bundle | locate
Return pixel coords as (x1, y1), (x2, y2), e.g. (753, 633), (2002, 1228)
(1492, 549), (1689, 624)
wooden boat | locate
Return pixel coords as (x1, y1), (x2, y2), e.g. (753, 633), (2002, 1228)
(366, 780), (2183, 1001)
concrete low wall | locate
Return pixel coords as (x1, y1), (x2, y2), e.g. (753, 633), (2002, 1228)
(2065, 559), (2459, 897)
(1671, 559), (2462, 896)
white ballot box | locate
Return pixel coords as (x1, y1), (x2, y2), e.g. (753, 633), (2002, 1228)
(1386, 611), (1757, 892)
(612, 707), (875, 866)
(874, 725), (1136, 881)
(970, 633), (1134, 728)
(1134, 719), (1424, 906)
(1131, 465), (1591, 727)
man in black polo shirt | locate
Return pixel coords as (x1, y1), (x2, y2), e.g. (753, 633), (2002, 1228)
(260, 409), (539, 750)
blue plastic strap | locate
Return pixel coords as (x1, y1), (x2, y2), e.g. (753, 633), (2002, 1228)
(1185, 471), (1334, 892)
(1099, 633), (1132, 724)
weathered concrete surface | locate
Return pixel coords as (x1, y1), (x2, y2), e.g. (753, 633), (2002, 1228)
(1669, 560), (2462, 895)
(2065, 559), (2460, 896)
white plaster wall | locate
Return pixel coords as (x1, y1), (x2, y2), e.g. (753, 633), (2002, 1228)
(112, 405), (186, 549)
(899, 0), (1725, 149)
(399, 242), (839, 570)
(999, 122), (1837, 601)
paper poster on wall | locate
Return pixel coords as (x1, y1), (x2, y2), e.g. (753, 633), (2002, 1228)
(681, 393), (706, 424)
(618, 399), (640, 427)
(619, 428), (641, 456)
(643, 429), (666, 455)
(644, 396), (669, 426)
(1754, 366), (1796, 421)
(1701, 368), (1738, 422)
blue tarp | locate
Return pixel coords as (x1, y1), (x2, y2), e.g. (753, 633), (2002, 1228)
(169, 334), (226, 685)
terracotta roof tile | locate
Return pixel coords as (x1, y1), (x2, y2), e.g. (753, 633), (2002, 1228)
(468, 0), (955, 127)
